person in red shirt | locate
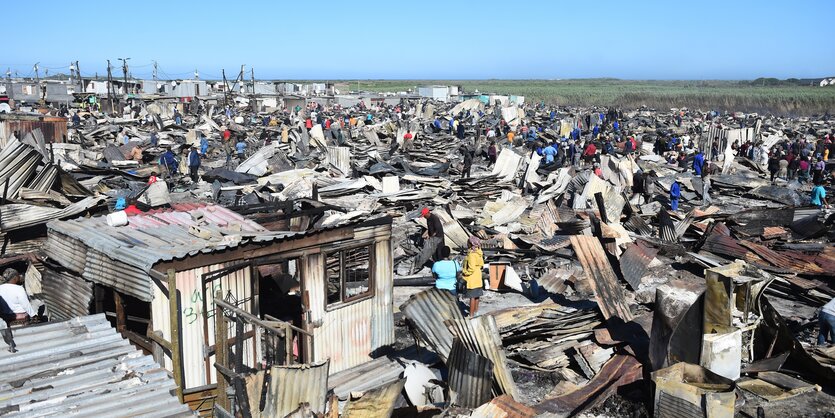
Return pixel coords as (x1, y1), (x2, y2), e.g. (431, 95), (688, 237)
(583, 142), (597, 166)
(305, 118), (313, 129)
(325, 119), (332, 129)
(222, 129), (231, 141)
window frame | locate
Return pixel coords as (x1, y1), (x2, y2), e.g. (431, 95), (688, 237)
(324, 243), (375, 310)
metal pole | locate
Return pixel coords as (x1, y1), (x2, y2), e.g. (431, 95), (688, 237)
(167, 269), (184, 403)
(214, 290), (230, 412)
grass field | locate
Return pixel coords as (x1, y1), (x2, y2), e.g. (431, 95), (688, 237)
(334, 79), (835, 116)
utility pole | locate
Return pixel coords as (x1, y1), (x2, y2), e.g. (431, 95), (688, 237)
(106, 59), (115, 114)
(33, 62), (40, 83)
(152, 60), (158, 82)
(194, 69), (199, 80)
(118, 58), (130, 95)
(222, 68), (229, 108)
(75, 61), (83, 91)
(251, 67), (255, 95)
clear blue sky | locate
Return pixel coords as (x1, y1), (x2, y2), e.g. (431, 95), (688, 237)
(3, 0), (832, 80)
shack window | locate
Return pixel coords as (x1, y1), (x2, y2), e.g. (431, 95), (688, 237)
(325, 245), (373, 307)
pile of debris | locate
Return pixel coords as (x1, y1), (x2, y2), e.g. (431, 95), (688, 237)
(0, 94), (833, 417)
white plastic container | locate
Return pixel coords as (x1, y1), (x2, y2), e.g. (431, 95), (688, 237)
(106, 211), (128, 227)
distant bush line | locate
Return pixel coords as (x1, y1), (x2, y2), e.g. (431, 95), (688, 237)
(342, 79), (835, 117)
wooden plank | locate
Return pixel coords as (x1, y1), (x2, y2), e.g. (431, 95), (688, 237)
(570, 235), (633, 321)
(168, 268), (184, 403)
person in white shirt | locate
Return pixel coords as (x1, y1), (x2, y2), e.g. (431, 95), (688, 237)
(819, 297), (835, 345)
(0, 269), (35, 321)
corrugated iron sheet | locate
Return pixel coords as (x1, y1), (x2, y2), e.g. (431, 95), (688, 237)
(399, 288), (463, 361)
(448, 338), (494, 408)
(0, 114), (68, 144)
(312, 297), (374, 374)
(0, 195), (106, 232)
(327, 146), (352, 176)
(151, 262), (255, 389)
(236, 142), (276, 176)
(445, 316), (520, 399)
(0, 314), (192, 417)
(38, 263), (93, 321)
(45, 203), (279, 302)
(471, 395), (537, 418)
(372, 240), (395, 350)
(570, 235), (633, 322)
(490, 148), (523, 182)
(343, 379), (404, 418)
(619, 241), (659, 290)
(262, 360), (329, 418)
(0, 137), (43, 199)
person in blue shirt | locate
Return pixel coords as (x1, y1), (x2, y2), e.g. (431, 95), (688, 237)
(432, 118), (441, 133)
(432, 246), (461, 295)
(150, 131), (159, 148)
(670, 180), (681, 211)
(199, 135), (209, 155)
(604, 139), (615, 155)
(543, 142), (558, 165)
(174, 109), (182, 126)
(235, 139), (247, 161)
(811, 180), (828, 208)
(159, 147), (178, 177)
(693, 150), (705, 176)
(592, 124), (600, 139)
(613, 120), (620, 132)
(187, 146), (201, 182)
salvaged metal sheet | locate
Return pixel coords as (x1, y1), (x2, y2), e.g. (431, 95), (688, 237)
(570, 235), (633, 322)
(448, 338), (494, 408)
(399, 288), (463, 361)
(619, 240), (658, 290)
(343, 379), (405, 418)
(262, 360), (330, 418)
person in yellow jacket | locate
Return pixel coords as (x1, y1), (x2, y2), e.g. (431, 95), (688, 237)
(461, 236), (485, 316)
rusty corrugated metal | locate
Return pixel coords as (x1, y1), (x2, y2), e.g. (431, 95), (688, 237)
(448, 338), (493, 408)
(445, 316), (520, 400)
(343, 379), (404, 418)
(570, 235), (633, 322)
(262, 360), (329, 418)
(399, 288), (462, 361)
(39, 264), (93, 321)
(0, 114), (68, 143)
(619, 241), (659, 290)
(471, 395), (536, 418)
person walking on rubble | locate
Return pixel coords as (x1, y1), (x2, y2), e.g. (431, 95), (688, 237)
(159, 146), (178, 178)
(643, 170), (657, 204)
(701, 170), (712, 207)
(811, 179), (828, 208)
(187, 146), (201, 182)
(693, 149), (705, 176)
(461, 236), (485, 316)
(461, 146), (473, 178)
(235, 138), (247, 161)
(174, 108), (182, 126)
(818, 296), (835, 345)
(487, 141), (498, 168)
(432, 246), (460, 295)
(670, 179), (681, 211)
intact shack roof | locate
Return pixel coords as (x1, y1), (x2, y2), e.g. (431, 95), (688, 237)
(45, 203), (289, 301)
(0, 314), (193, 417)
(44, 202), (392, 302)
